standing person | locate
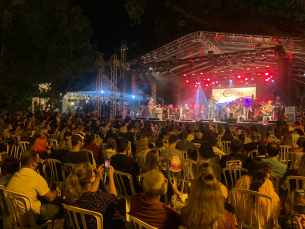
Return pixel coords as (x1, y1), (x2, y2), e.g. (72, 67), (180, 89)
(208, 96), (217, 119)
(148, 98), (155, 119)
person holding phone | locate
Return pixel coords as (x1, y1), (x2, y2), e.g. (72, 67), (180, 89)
(65, 162), (128, 229)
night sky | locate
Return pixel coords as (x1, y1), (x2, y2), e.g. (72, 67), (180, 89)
(74, 0), (145, 60)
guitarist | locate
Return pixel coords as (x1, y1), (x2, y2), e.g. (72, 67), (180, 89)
(148, 98), (155, 118)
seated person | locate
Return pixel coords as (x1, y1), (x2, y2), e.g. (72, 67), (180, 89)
(176, 131), (195, 151)
(82, 134), (104, 166)
(7, 150), (62, 224)
(206, 135), (225, 155)
(153, 138), (165, 150)
(243, 132), (260, 152)
(110, 138), (142, 193)
(65, 162), (127, 228)
(221, 127), (234, 142)
(129, 170), (181, 229)
(191, 132), (203, 144)
(186, 129), (194, 141)
(234, 158), (281, 227)
(227, 113), (237, 124)
(161, 135), (183, 159)
(220, 139), (250, 169)
(257, 144), (267, 157)
(197, 141), (220, 165)
(181, 173), (235, 229)
(262, 142), (287, 179)
(62, 134), (89, 164)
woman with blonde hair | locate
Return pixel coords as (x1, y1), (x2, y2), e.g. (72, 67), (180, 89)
(65, 162), (127, 229)
(197, 163), (227, 199)
(135, 136), (150, 156)
(181, 173), (235, 229)
(281, 132), (294, 147)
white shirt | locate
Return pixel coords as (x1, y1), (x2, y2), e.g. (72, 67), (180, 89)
(7, 168), (50, 222)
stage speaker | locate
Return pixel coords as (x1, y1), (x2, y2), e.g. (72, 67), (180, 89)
(149, 118), (160, 121)
(268, 120), (278, 124)
(242, 120), (258, 123)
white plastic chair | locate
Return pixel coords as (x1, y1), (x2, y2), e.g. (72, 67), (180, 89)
(45, 159), (63, 191)
(10, 144), (20, 159)
(113, 171), (136, 221)
(47, 139), (58, 151)
(278, 145), (292, 164)
(62, 203), (103, 229)
(155, 131), (161, 137)
(231, 188), (273, 229)
(135, 155), (146, 172)
(223, 167), (248, 203)
(5, 189), (53, 229)
(287, 152), (300, 169)
(0, 185), (12, 229)
(180, 159), (197, 193)
(248, 149), (258, 158)
(287, 176), (305, 196)
(292, 138), (298, 148)
(19, 141), (29, 154)
(180, 150), (188, 160)
(128, 214), (157, 229)
(222, 141), (231, 154)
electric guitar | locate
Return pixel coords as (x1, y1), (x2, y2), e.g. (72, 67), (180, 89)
(149, 106), (156, 110)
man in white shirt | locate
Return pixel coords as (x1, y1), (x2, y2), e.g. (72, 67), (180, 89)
(7, 150), (62, 224)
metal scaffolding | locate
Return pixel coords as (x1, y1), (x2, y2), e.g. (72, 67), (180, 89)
(95, 54), (105, 117)
(110, 54), (119, 118)
(120, 44), (127, 116)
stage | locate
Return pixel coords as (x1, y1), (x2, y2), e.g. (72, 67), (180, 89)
(130, 119), (276, 136)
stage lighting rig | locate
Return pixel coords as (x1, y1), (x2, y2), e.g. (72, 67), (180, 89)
(255, 44), (261, 52)
(251, 57), (255, 63)
(208, 51), (214, 58)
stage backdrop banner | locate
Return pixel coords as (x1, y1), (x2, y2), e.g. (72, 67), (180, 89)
(212, 87), (256, 103)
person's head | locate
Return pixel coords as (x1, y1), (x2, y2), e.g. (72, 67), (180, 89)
(178, 131), (187, 140)
(168, 124), (175, 132)
(183, 173), (226, 229)
(195, 132), (202, 140)
(283, 132), (293, 145)
(106, 138), (116, 150)
(297, 137), (305, 149)
(5, 123), (12, 130)
(71, 134), (85, 148)
(251, 132), (259, 142)
(2, 157), (20, 175)
(155, 138), (164, 148)
(296, 129), (304, 136)
(229, 113), (233, 118)
(245, 127), (251, 136)
(64, 131), (72, 140)
(20, 150), (40, 170)
(250, 124), (259, 133)
(116, 138), (129, 154)
(144, 150), (159, 173)
(249, 158), (268, 191)
(65, 162), (96, 203)
(84, 134), (94, 146)
(199, 141), (214, 159)
(266, 125), (274, 132)
(224, 127), (231, 134)
(238, 134), (245, 143)
(205, 135), (216, 146)
(230, 139), (243, 154)
(127, 125), (134, 132)
(266, 142), (280, 157)
(32, 137), (48, 153)
(198, 163), (214, 177)
(168, 135), (177, 145)
(297, 154), (305, 176)
(142, 170), (165, 199)
(137, 136), (148, 150)
(257, 144), (267, 156)
(282, 127), (289, 136)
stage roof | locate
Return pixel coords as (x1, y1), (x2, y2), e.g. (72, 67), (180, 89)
(127, 31), (305, 85)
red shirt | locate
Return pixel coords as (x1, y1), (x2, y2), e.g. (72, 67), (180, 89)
(82, 142), (104, 166)
(129, 194), (181, 229)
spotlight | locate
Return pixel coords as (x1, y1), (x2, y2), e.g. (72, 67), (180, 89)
(183, 74), (187, 77)
(265, 78), (269, 82)
(132, 95), (135, 98)
(251, 78), (254, 80)
(265, 73), (269, 76)
(200, 72), (203, 75)
(205, 83), (209, 87)
(237, 75), (242, 79)
(245, 77), (249, 81)
(242, 59), (246, 65)
(270, 75), (273, 78)
(246, 68), (250, 71)
(186, 80), (189, 83)
(229, 69), (233, 72)
(215, 80), (219, 84)
(221, 70), (224, 73)
(272, 80), (274, 82)
(214, 71), (218, 74)
(101, 90), (104, 93)
(207, 78), (211, 81)
(266, 65), (270, 68)
(192, 73), (195, 76)
(195, 84), (198, 88)
(256, 66), (259, 69)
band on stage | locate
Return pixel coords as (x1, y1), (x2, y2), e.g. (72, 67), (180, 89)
(145, 96), (285, 121)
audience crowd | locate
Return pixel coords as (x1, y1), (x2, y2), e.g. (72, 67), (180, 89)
(0, 111), (305, 228)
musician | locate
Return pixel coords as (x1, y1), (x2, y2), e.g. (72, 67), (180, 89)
(148, 98), (155, 118)
(169, 104), (175, 115)
(176, 105), (181, 120)
(234, 103), (244, 117)
(183, 104), (189, 115)
(208, 96), (217, 118)
(201, 104), (207, 119)
(263, 100), (273, 116)
(162, 105), (168, 116)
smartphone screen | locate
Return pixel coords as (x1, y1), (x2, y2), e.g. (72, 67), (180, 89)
(105, 159), (110, 172)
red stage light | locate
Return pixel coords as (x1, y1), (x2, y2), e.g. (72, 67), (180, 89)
(207, 78), (211, 81)
(214, 71), (218, 74)
(229, 69), (233, 72)
(221, 70), (224, 73)
(246, 68), (250, 71)
(196, 82), (199, 84)
(266, 65), (270, 68)
(258, 73), (261, 75)
(256, 66), (259, 69)
(270, 75), (273, 78)
(195, 84), (198, 87)
(265, 78), (269, 82)
(203, 78), (206, 80)
(265, 73), (269, 76)
(200, 72), (203, 75)
(205, 84), (209, 87)
(186, 80), (189, 83)
(183, 74), (187, 77)
(215, 80), (219, 84)
(245, 77), (248, 81)
(192, 73), (195, 76)
(237, 75), (241, 79)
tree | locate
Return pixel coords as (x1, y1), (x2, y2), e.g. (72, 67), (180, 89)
(0, 0), (96, 111)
